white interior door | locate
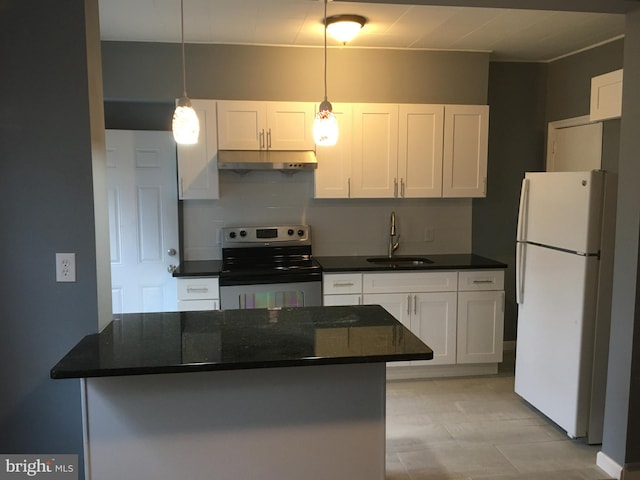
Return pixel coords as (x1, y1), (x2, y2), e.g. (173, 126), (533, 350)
(106, 130), (179, 313)
(546, 117), (602, 172)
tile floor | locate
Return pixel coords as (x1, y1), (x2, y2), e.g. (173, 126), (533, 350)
(385, 350), (613, 480)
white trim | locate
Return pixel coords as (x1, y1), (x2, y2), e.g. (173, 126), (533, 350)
(597, 451), (622, 479)
(546, 115), (602, 171)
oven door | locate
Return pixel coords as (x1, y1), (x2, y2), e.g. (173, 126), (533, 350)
(220, 281), (322, 310)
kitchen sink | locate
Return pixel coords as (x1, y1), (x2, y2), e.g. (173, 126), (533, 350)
(366, 256), (434, 266)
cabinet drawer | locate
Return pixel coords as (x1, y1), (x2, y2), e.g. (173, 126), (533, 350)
(458, 270), (504, 291)
(363, 271), (457, 293)
(177, 277), (220, 300)
(323, 273), (363, 295)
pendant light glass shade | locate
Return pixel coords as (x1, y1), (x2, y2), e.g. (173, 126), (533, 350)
(314, 0), (338, 147)
(313, 99), (338, 146)
(173, 97), (199, 145)
(172, 0), (199, 145)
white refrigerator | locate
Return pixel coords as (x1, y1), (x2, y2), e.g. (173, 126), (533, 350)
(515, 170), (614, 444)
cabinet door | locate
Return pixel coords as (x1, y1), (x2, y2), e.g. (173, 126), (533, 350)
(442, 105), (489, 198)
(364, 292), (411, 366)
(323, 294), (361, 306)
(217, 100), (266, 150)
(398, 104), (444, 198)
(177, 99), (219, 200)
(314, 103), (353, 198)
(412, 292), (457, 366)
(266, 102), (316, 150)
(457, 290), (504, 364)
(351, 103), (399, 198)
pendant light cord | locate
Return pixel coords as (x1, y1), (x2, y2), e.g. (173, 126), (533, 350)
(180, 0), (187, 98)
(323, 0), (328, 102)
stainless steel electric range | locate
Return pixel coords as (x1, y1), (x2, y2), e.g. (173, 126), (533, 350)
(219, 225), (322, 310)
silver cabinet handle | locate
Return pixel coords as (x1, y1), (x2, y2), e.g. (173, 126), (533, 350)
(267, 128), (272, 149)
(187, 287), (209, 293)
(394, 178), (398, 197)
(348, 177), (351, 198)
(259, 129), (265, 149)
(472, 279), (494, 284)
(407, 294), (411, 316)
(414, 294), (417, 315)
(401, 178), (405, 197)
(333, 281), (354, 287)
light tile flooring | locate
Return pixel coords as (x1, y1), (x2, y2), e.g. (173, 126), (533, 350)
(385, 351), (613, 480)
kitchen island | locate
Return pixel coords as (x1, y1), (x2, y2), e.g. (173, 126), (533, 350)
(52, 305), (432, 480)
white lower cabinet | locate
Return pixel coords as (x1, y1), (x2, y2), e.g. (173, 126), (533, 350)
(177, 277), (220, 311)
(323, 269), (505, 377)
(362, 272), (458, 367)
(457, 271), (505, 364)
(323, 273), (362, 306)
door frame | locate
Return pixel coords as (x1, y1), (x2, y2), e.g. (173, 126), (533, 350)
(546, 115), (602, 171)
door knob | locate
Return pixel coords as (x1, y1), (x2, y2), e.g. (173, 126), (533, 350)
(167, 248), (177, 256)
(167, 264), (177, 274)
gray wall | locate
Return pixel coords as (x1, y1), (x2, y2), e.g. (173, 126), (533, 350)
(472, 62), (548, 341)
(102, 42), (489, 104)
(603, 7), (640, 469)
(0, 0), (105, 476)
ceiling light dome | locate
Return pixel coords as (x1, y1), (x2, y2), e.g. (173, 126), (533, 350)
(325, 14), (366, 44)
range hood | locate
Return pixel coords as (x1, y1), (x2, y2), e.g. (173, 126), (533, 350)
(217, 150), (317, 171)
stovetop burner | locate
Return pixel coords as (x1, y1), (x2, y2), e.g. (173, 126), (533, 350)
(220, 225), (321, 286)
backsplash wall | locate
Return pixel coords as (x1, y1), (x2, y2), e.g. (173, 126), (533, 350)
(182, 170), (471, 260)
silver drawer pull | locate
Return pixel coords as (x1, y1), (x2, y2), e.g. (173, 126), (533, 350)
(472, 280), (494, 284)
(187, 287), (210, 293)
(333, 282), (355, 287)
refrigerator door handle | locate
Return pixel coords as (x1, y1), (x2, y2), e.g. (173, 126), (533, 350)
(516, 241), (526, 304)
(516, 178), (530, 242)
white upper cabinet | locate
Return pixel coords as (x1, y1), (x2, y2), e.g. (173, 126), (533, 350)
(351, 103), (399, 198)
(217, 100), (315, 151)
(398, 104), (444, 198)
(176, 99), (219, 200)
(314, 103), (353, 199)
(313, 102), (488, 200)
(442, 104), (489, 198)
(590, 69), (623, 121)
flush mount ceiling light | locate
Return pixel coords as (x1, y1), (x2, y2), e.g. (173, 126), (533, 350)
(325, 14), (367, 44)
(172, 0), (199, 145)
(313, 0), (338, 147)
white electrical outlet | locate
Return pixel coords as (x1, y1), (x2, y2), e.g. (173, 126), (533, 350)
(56, 253), (76, 282)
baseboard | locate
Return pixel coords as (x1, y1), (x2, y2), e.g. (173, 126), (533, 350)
(597, 451), (622, 479)
(386, 363), (498, 380)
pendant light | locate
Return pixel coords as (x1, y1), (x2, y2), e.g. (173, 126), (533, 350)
(172, 0), (199, 145)
(313, 0), (338, 147)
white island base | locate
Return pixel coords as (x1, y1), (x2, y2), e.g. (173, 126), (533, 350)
(81, 363), (386, 480)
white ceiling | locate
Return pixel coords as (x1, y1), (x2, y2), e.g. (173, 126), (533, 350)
(98, 0), (625, 62)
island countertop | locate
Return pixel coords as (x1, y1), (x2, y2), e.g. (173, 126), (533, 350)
(51, 305), (433, 379)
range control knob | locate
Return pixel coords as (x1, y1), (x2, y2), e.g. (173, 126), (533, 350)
(240, 230), (247, 237)
(298, 229), (305, 237)
(287, 229), (294, 236)
(229, 232), (236, 239)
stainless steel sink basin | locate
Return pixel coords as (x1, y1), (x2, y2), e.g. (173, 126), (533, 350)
(366, 256), (434, 266)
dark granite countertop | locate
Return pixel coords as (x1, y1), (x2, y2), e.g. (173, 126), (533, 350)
(172, 254), (506, 277)
(50, 305), (433, 379)
(173, 260), (223, 277)
(315, 254), (507, 272)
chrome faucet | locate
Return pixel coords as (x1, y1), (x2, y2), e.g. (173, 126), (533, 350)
(388, 211), (400, 258)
